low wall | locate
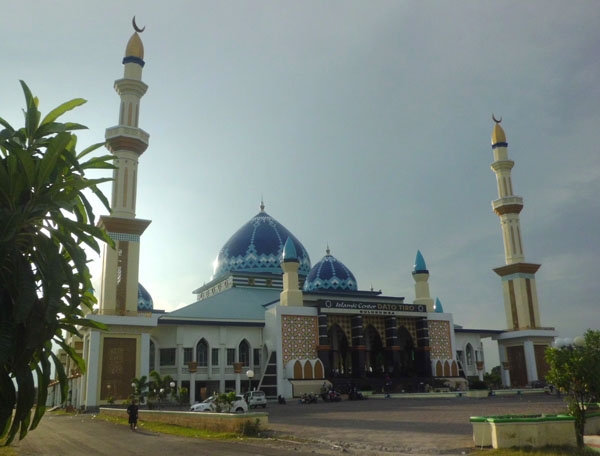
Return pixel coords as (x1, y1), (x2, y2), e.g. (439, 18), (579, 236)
(465, 390), (489, 398)
(100, 408), (268, 434)
(470, 415), (576, 449)
(586, 411), (600, 435)
(470, 417), (492, 447)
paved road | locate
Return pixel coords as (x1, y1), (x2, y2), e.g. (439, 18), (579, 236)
(13, 394), (567, 456)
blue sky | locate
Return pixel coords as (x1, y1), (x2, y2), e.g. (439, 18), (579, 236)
(3, 1), (599, 368)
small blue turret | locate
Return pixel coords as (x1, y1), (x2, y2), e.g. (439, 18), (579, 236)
(412, 250), (428, 274)
(281, 237), (298, 263)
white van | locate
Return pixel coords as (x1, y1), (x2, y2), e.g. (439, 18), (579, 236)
(243, 390), (267, 408)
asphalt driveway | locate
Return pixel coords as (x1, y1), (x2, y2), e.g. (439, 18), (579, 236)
(13, 393), (567, 455)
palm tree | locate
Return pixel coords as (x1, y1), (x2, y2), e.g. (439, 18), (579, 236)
(148, 371), (176, 408)
(131, 375), (149, 404)
(0, 81), (114, 445)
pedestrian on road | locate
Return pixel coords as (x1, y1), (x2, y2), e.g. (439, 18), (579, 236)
(127, 399), (139, 431)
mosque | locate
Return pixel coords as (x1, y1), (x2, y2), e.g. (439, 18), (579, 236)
(57, 23), (558, 409)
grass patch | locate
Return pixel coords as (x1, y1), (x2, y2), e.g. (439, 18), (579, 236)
(472, 446), (598, 455)
(95, 414), (240, 440)
(0, 446), (17, 456)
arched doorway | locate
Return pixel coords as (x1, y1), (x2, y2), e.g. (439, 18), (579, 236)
(398, 326), (416, 376)
(364, 325), (384, 375)
(328, 324), (349, 376)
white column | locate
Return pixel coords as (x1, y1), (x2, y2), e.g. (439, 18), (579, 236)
(189, 371), (196, 405)
(140, 332), (150, 378)
(523, 340), (538, 384)
(219, 346), (226, 392)
(176, 344), (183, 390)
(85, 330), (101, 407)
(498, 344), (511, 388)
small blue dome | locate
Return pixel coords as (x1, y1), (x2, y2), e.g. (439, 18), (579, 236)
(434, 297), (444, 313)
(213, 205), (311, 279)
(303, 247), (358, 292)
(138, 283), (153, 311)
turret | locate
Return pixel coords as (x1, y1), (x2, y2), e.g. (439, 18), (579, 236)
(412, 250), (434, 312)
(280, 237), (303, 306)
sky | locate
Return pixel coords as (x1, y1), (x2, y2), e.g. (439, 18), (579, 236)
(3, 1), (599, 369)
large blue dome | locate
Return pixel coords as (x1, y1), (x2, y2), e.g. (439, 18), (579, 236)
(138, 283), (154, 311)
(213, 206), (311, 279)
(303, 248), (358, 292)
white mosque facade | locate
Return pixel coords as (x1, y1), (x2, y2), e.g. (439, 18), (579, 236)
(56, 24), (557, 409)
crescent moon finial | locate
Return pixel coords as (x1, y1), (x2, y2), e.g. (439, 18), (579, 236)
(492, 113), (502, 124)
(132, 16), (146, 33)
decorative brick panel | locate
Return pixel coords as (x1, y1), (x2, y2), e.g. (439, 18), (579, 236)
(281, 315), (318, 365)
(428, 320), (452, 359)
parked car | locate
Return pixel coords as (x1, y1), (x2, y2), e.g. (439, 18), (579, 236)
(190, 395), (248, 413)
(243, 390), (267, 409)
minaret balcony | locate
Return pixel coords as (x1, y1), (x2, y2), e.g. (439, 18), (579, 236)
(492, 196), (523, 215)
(490, 159), (514, 172)
(106, 125), (149, 142)
(105, 126), (149, 155)
(114, 78), (148, 97)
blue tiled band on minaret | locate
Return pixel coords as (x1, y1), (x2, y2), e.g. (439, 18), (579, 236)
(492, 142), (508, 149)
(108, 232), (140, 242)
(123, 56), (145, 67)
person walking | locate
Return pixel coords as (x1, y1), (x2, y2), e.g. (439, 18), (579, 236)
(127, 399), (139, 431)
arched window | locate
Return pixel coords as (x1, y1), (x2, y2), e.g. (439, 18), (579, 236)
(196, 339), (208, 367)
(239, 340), (250, 367)
(466, 343), (474, 366)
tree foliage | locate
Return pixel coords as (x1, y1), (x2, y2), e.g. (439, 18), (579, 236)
(545, 329), (600, 447)
(0, 81), (114, 444)
(131, 375), (149, 404)
(148, 370), (176, 405)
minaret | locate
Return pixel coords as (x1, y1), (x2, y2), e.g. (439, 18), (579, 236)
(280, 237), (303, 306)
(412, 250), (434, 312)
(490, 117), (556, 388)
(490, 118), (541, 330)
(98, 21), (151, 315)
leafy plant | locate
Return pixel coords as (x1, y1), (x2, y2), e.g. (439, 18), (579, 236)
(0, 81), (114, 445)
(546, 330), (600, 447)
(213, 392), (236, 413)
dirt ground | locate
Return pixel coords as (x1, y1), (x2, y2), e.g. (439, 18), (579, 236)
(13, 393), (567, 456)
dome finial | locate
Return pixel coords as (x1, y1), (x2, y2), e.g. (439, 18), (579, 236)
(132, 16), (146, 33)
(491, 115), (507, 146)
(326, 244), (331, 256)
(260, 198), (265, 212)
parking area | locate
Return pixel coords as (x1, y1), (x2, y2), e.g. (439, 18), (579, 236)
(264, 393), (567, 454)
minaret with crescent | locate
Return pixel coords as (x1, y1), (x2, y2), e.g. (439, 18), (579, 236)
(490, 117), (541, 330)
(490, 117), (556, 388)
(98, 18), (151, 315)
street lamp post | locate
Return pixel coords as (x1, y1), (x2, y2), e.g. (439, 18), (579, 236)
(246, 369), (254, 393)
(131, 382), (136, 401)
(169, 381), (176, 403)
